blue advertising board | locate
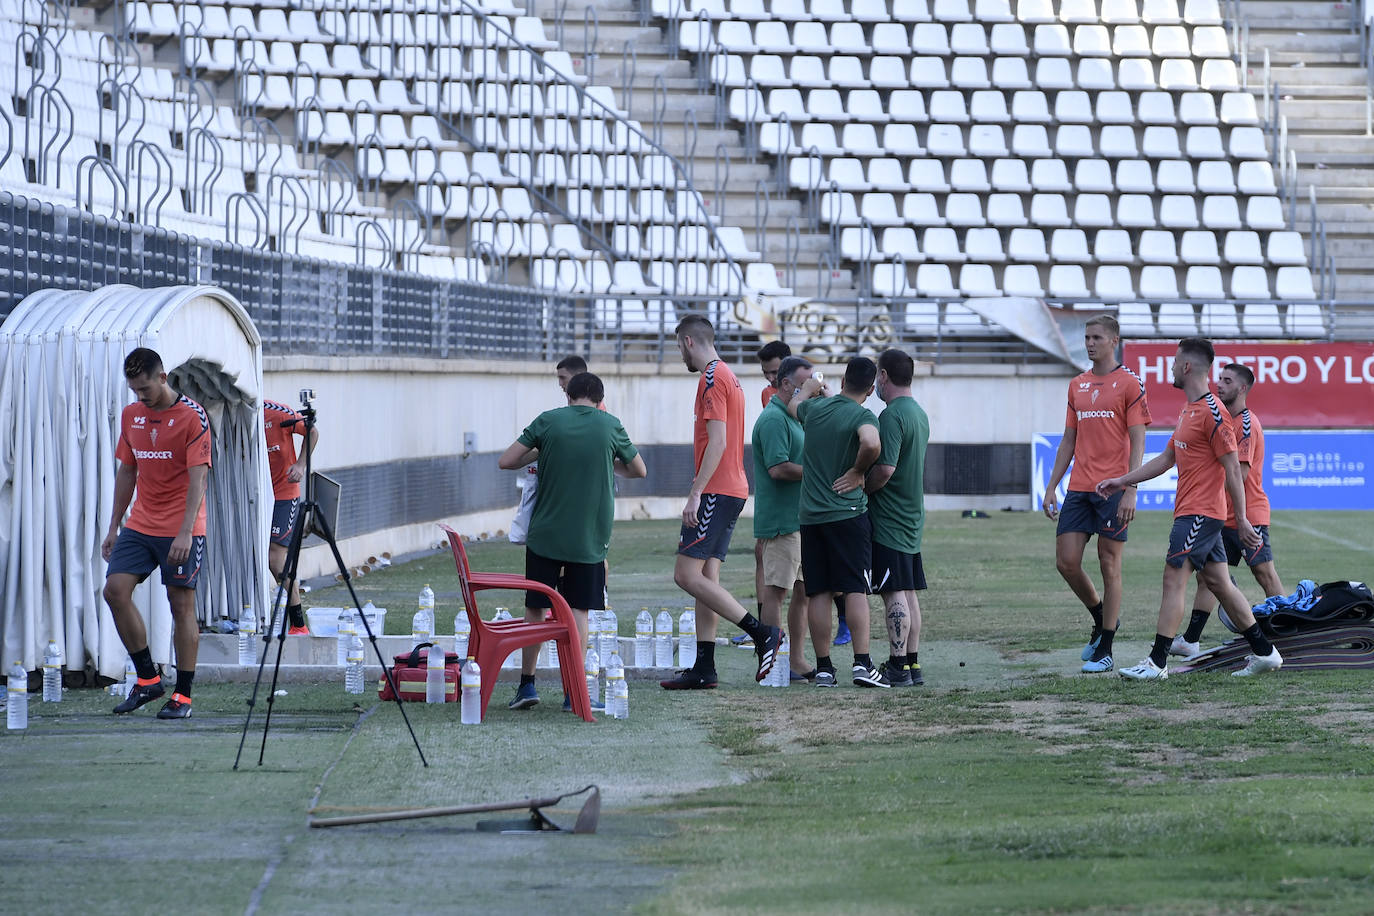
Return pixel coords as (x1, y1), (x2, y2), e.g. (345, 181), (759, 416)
(1031, 429), (1374, 512)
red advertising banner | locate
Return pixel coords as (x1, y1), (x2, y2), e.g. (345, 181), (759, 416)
(1124, 342), (1374, 428)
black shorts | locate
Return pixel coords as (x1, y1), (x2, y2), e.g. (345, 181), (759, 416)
(524, 549), (606, 611)
(870, 542), (926, 594)
(106, 528), (205, 589)
(1056, 489), (1128, 542)
(1166, 515), (1226, 571)
(1223, 524), (1274, 567)
(270, 498), (300, 547)
(677, 493), (746, 561)
(800, 513), (872, 597)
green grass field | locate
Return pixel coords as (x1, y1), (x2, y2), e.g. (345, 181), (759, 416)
(4, 510), (1373, 914)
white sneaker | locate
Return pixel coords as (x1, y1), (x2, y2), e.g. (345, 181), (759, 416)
(1169, 635), (1201, 658)
(1119, 658), (1168, 681)
(1231, 647), (1283, 677)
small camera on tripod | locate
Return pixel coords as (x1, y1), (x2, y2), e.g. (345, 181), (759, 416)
(299, 388), (316, 407)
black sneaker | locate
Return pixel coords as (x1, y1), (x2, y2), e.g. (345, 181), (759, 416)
(908, 663), (924, 686)
(155, 694), (192, 719)
(754, 626), (782, 683)
(113, 680), (165, 714)
(813, 669), (837, 687)
(853, 664), (892, 688)
(880, 660), (913, 687)
(660, 668), (718, 690)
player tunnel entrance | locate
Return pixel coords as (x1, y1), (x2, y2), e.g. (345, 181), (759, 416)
(0, 284), (271, 679)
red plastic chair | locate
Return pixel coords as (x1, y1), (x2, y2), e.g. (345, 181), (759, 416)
(439, 525), (594, 722)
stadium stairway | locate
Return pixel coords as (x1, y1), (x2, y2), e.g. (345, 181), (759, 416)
(1241, 0), (1374, 299)
(545, 0), (850, 297)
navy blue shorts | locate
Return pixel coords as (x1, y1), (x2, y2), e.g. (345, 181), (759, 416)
(1056, 490), (1128, 542)
(678, 493), (746, 561)
(870, 541), (926, 594)
(1166, 515), (1226, 571)
(1223, 524), (1273, 567)
(270, 498), (300, 547)
(107, 528), (205, 589)
(801, 513), (872, 597)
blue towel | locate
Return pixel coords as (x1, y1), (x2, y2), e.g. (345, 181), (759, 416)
(1252, 579), (1318, 617)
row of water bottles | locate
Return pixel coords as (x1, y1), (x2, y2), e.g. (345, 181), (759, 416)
(631, 607), (698, 669)
(5, 641), (67, 729)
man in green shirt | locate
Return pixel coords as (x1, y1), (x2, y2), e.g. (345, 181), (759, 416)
(787, 357), (889, 688)
(865, 348), (931, 688)
(752, 355), (816, 680)
(497, 372), (647, 710)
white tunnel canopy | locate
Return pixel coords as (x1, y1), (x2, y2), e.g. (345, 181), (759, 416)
(0, 285), (272, 679)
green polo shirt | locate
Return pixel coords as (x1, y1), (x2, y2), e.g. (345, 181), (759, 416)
(752, 395), (804, 538)
(870, 396), (930, 553)
(796, 394), (879, 525)
(518, 405), (638, 564)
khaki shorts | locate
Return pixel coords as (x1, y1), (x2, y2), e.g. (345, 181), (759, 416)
(759, 531), (803, 590)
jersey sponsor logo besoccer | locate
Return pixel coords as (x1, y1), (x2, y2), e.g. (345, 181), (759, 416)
(1077, 409), (1117, 420)
(134, 448), (175, 459)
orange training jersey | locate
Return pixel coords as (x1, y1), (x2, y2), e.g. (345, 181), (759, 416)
(1172, 392), (1236, 521)
(116, 395), (212, 537)
(264, 400), (305, 501)
(693, 360), (749, 499)
(1064, 365), (1151, 491)
(1226, 407), (1270, 528)
(760, 384), (777, 409)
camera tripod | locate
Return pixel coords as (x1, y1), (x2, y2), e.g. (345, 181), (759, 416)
(234, 391), (426, 768)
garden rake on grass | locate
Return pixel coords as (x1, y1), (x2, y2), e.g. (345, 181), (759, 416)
(307, 784), (601, 834)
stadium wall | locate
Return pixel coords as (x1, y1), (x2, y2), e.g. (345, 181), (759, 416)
(269, 356), (1070, 577)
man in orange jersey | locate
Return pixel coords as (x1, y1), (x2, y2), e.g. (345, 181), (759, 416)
(1043, 315), (1150, 673)
(662, 315), (782, 689)
(1099, 338), (1282, 680)
(102, 348), (212, 719)
(263, 399), (319, 635)
(1172, 362), (1286, 657)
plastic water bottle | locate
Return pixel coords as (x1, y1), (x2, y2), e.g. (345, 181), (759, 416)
(7, 662), (28, 730)
(605, 650), (628, 720)
(43, 640), (62, 702)
(679, 607), (697, 669)
(655, 609), (674, 667)
(359, 600), (378, 636)
(460, 658), (482, 724)
(634, 608), (653, 668)
(238, 604), (257, 665)
(336, 608), (357, 665)
(453, 608), (471, 658)
(344, 635), (365, 694)
(601, 607), (619, 661)
(412, 587), (434, 648)
(426, 642), (446, 703)
(773, 630), (791, 687)
(606, 649), (628, 719)
(492, 609), (518, 668)
(584, 645), (600, 713)
(121, 656), (136, 697)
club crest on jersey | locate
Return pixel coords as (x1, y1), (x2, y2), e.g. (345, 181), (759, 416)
(150, 428), (158, 446)
(1090, 389), (1100, 404)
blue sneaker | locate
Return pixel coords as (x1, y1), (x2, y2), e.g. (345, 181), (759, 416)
(508, 683), (540, 710)
(1080, 630), (1102, 661)
(1081, 655), (1114, 673)
(834, 617), (852, 646)
(562, 694), (606, 712)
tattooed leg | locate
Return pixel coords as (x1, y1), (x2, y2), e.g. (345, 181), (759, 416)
(884, 594), (909, 657)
